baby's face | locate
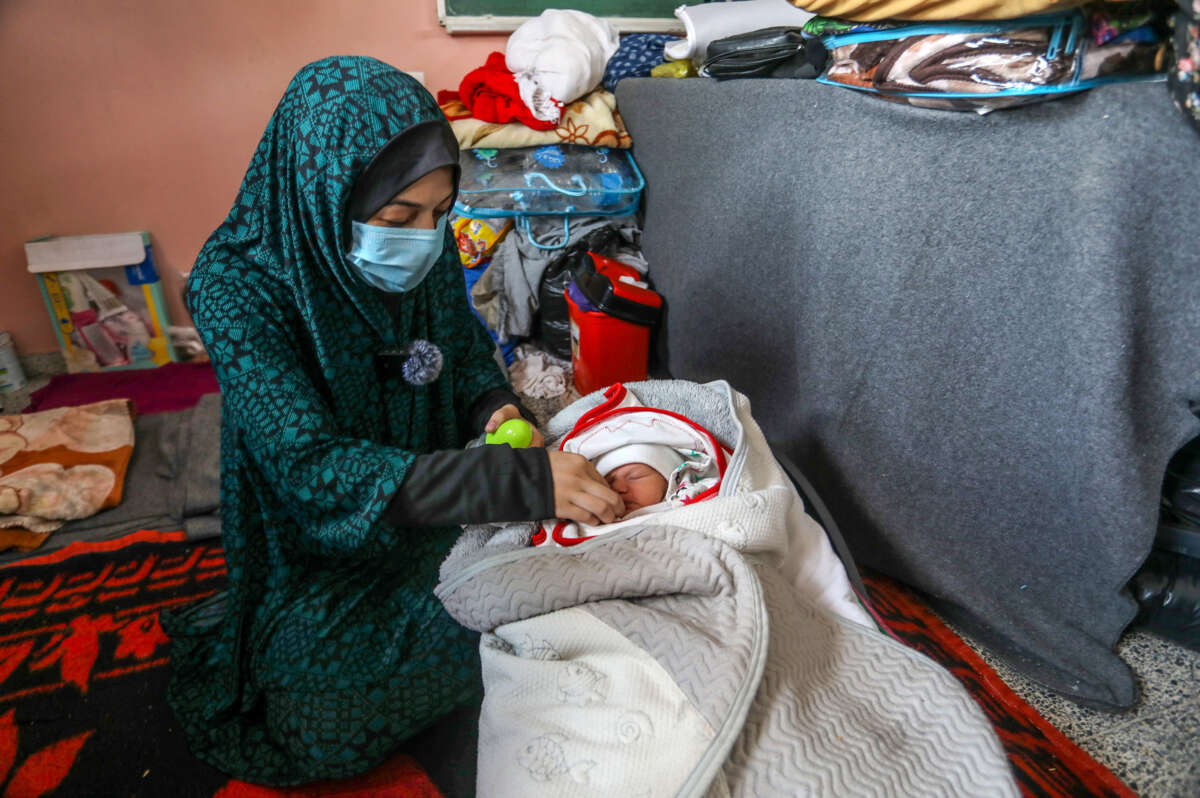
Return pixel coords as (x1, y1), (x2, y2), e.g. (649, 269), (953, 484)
(604, 463), (668, 517)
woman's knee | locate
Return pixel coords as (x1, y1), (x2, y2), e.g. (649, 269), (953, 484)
(263, 687), (391, 779)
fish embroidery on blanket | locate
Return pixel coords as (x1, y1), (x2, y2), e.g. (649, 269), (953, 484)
(517, 733), (597, 784)
(480, 634), (514, 655)
(515, 634), (562, 661)
(556, 661), (608, 705)
(616, 710), (654, 744)
(715, 519), (749, 548)
(739, 492), (767, 511)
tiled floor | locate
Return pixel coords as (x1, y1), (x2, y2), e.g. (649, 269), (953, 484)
(0, 376), (48, 415)
(0, 352), (57, 415)
(960, 627), (1200, 797)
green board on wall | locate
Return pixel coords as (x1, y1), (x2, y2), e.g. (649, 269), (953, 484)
(437, 0), (686, 33)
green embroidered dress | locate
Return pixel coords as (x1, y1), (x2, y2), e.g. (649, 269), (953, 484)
(164, 57), (508, 785)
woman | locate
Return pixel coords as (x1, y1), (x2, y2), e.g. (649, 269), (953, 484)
(164, 56), (621, 788)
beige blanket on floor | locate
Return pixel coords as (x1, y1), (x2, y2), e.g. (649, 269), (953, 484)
(0, 399), (135, 550)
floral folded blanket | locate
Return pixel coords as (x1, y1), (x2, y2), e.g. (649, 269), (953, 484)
(0, 399), (135, 549)
(438, 88), (632, 150)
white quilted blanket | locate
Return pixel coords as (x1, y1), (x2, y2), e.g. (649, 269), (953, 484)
(436, 379), (1018, 797)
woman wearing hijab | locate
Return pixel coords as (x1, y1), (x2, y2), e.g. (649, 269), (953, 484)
(164, 56), (622, 788)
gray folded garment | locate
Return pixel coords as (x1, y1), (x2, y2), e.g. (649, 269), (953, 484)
(0, 393), (222, 564)
(470, 214), (645, 342)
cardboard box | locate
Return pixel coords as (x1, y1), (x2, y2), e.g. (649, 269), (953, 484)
(24, 232), (177, 373)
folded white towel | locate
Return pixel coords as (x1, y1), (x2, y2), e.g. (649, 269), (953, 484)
(506, 9), (620, 124)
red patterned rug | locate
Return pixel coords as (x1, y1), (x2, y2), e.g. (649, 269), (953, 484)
(0, 531), (441, 797)
(0, 531), (1133, 797)
(864, 572), (1136, 798)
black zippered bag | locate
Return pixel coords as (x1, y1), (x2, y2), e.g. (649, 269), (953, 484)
(702, 26), (827, 80)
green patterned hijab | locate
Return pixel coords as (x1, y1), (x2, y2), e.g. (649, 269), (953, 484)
(196, 55), (458, 344)
(188, 55), (505, 454)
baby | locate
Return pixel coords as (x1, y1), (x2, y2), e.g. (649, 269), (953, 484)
(533, 442), (693, 547)
(530, 388), (724, 549)
(595, 443), (685, 518)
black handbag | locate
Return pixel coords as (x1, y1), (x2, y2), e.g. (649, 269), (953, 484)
(702, 26), (828, 80)
(1128, 433), (1200, 652)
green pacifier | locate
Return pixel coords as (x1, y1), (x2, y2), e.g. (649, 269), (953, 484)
(485, 418), (534, 448)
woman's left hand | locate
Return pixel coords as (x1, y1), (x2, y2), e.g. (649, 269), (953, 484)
(484, 404), (545, 447)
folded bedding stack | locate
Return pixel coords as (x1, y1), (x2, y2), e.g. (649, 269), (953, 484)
(439, 10), (658, 372)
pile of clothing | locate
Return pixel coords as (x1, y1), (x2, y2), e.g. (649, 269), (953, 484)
(440, 10), (663, 389)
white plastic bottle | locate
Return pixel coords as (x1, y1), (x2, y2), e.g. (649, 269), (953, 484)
(0, 332), (28, 393)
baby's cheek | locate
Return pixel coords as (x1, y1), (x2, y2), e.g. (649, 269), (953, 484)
(636, 476), (668, 507)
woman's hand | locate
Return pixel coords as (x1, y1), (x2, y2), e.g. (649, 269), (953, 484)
(547, 450), (624, 526)
(484, 404), (545, 447)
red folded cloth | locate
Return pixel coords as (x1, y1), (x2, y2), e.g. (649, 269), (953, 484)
(449, 51), (557, 131)
(436, 89), (474, 120)
(25, 361), (219, 416)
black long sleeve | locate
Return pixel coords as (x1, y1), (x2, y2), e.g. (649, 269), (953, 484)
(385, 446), (554, 527)
(468, 387), (538, 433)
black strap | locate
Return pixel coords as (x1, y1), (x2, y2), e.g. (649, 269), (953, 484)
(771, 443), (872, 603)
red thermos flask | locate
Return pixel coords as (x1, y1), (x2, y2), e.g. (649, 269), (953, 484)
(564, 252), (663, 396)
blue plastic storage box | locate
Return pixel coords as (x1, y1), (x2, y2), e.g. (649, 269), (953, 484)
(454, 145), (645, 250)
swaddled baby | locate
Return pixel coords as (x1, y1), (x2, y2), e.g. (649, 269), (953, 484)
(532, 387), (724, 547)
(597, 442), (685, 518)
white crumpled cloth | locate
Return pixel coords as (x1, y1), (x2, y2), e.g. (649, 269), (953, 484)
(506, 9), (620, 124)
(508, 347), (569, 399)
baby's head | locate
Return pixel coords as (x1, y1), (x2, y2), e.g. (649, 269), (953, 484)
(594, 443), (684, 517)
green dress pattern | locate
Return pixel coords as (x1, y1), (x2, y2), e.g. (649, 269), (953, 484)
(164, 56), (508, 785)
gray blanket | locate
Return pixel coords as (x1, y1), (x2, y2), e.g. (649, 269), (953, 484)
(437, 380), (1016, 797)
(616, 77), (1200, 709)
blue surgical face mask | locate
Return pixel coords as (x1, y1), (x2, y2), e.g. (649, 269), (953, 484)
(345, 215), (448, 293)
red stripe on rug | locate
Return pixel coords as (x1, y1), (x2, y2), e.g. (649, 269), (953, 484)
(0, 530), (187, 571)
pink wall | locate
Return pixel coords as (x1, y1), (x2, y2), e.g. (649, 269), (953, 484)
(0, 0), (507, 356)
